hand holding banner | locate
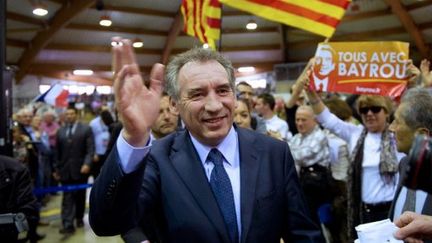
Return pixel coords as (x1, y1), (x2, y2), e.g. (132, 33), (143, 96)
(309, 41), (409, 97)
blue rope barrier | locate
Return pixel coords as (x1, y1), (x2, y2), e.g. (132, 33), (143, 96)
(33, 184), (93, 196)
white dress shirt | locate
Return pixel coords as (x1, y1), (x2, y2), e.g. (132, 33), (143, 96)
(265, 115), (290, 140)
(392, 187), (428, 221)
(90, 116), (110, 155)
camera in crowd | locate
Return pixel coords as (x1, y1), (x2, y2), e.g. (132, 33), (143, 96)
(0, 213), (29, 240)
(404, 134), (432, 194)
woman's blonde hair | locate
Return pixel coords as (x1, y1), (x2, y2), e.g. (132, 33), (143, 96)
(356, 95), (394, 114)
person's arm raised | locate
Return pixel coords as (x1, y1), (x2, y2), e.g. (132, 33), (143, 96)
(298, 66), (325, 115)
(112, 37), (165, 147)
(286, 58), (314, 109)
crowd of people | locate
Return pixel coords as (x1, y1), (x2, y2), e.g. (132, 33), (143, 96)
(1, 39), (432, 243)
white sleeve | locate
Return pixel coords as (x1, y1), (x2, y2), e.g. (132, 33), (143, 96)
(316, 107), (361, 143)
(116, 131), (152, 174)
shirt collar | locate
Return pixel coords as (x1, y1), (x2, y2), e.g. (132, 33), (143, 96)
(189, 126), (238, 166)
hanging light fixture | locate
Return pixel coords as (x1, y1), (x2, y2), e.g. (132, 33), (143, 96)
(73, 69), (94, 76)
(99, 15), (112, 27)
(111, 40), (122, 47)
(202, 43), (209, 49)
(32, 1), (48, 16)
(132, 38), (144, 48)
(238, 66), (255, 73)
(246, 19), (257, 30)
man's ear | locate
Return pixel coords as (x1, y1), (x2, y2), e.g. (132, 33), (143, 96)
(169, 97), (179, 115)
(416, 127), (430, 136)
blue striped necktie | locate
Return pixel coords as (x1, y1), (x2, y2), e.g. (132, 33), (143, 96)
(208, 148), (238, 243)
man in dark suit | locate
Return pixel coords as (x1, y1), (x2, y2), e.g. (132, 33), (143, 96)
(55, 107), (94, 234)
(89, 38), (323, 242)
(389, 88), (432, 243)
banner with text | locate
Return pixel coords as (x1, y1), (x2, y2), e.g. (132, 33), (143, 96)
(309, 41), (409, 97)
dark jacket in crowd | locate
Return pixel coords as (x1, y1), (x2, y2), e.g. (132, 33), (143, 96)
(0, 155), (39, 242)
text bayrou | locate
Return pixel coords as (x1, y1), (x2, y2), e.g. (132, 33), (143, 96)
(310, 41), (409, 97)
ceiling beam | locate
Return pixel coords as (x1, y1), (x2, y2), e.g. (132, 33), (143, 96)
(220, 44), (280, 52)
(66, 23), (167, 36)
(28, 61), (279, 79)
(161, 11), (183, 64)
(406, 0), (432, 10)
(29, 71), (113, 86)
(15, 0), (97, 82)
(28, 63), (152, 74)
(6, 11), (46, 26)
(6, 38), (28, 48)
(222, 26), (278, 34)
(342, 8), (391, 22)
(45, 43), (162, 55)
(92, 4), (173, 18)
(384, 0), (430, 57)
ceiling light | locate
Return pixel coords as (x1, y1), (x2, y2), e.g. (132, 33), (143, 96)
(32, 2), (48, 16)
(246, 20), (257, 30)
(132, 38), (143, 48)
(238, 66), (255, 73)
(99, 15), (112, 27)
(202, 43), (209, 49)
(73, 69), (94, 76)
(111, 41), (123, 47)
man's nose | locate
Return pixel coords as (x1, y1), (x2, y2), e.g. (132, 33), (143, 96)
(205, 93), (223, 112)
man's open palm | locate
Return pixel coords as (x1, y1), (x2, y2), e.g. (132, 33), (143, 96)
(112, 37), (165, 146)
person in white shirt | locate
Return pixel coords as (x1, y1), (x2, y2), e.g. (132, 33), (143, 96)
(89, 109), (113, 178)
(288, 105), (331, 224)
(255, 93), (291, 141)
(303, 78), (404, 241)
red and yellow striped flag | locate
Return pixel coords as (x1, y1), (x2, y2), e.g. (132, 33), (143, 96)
(219, 0), (351, 38)
(181, 0), (222, 49)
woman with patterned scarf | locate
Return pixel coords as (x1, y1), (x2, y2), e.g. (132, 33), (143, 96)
(303, 87), (405, 242)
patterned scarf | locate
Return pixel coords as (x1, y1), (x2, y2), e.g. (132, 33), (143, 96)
(347, 126), (399, 241)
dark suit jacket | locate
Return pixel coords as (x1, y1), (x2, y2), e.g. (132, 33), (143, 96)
(55, 122), (94, 182)
(0, 155), (39, 240)
(90, 127), (323, 243)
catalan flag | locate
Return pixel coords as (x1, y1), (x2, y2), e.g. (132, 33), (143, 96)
(181, 0), (222, 49)
(219, 0), (351, 38)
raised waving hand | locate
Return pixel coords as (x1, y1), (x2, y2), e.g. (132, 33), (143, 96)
(112, 37), (165, 146)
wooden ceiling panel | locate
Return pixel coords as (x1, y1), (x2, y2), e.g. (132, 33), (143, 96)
(73, 8), (174, 32)
(221, 32), (281, 46)
(15, 0), (98, 82)
(6, 47), (24, 64)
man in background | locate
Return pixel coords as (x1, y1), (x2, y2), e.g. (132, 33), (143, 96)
(55, 107), (94, 234)
(235, 82), (266, 133)
(255, 93), (291, 141)
(288, 105), (331, 224)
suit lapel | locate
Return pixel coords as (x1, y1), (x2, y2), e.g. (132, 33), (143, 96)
(422, 193), (432, 215)
(170, 131), (231, 243)
(237, 128), (261, 243)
